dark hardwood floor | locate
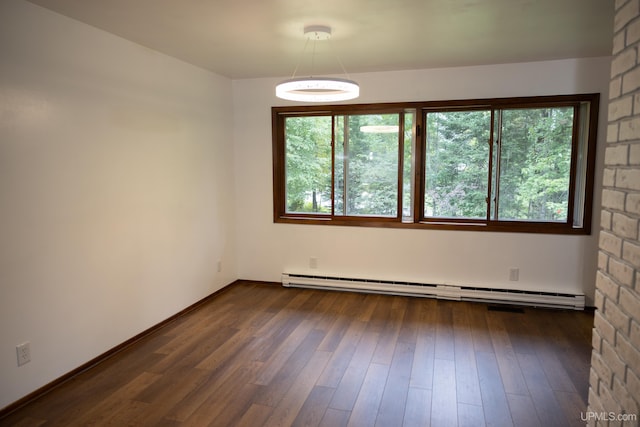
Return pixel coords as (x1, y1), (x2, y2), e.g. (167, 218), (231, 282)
(0, 281), (594, 426)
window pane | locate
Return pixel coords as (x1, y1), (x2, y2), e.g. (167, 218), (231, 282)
(284, 116), (332, 214)
(335, 114), (400, 217)
(424, 111), (491, 219)
(497, 107), (574, 222)
(403, 112), (415, 221)
(334, 116), (345, 215)
(572, 102), (590, 228)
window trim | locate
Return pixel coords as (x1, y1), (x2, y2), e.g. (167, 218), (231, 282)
(272, 94), (600, 234)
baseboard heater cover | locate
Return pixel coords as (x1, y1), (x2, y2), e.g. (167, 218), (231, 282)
(282, 273), (585, 310)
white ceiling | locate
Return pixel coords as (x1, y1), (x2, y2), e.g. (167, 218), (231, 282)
(26, 0), (614, 80)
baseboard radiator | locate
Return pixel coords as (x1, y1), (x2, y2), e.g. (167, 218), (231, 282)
(282, 273), (585, 310)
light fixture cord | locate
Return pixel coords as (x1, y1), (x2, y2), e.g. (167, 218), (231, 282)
(290, 30), (352, 80)
(290, 36), (311, 79)
(310, 38), (317, 77)
(328, 38), (352, 79)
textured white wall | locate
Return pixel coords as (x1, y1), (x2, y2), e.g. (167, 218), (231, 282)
(233, 57), (611, 299)
(0, 0), (236, 408)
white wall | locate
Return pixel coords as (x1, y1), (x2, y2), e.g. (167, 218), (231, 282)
(0, 0), (236, 409)
(233, 57), (611, 299)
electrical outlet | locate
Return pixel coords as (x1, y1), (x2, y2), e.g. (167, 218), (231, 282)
(216, 260), (222, 273)
(16, 342), (31, 366)
(309, 257), (318, 269)
(509, 268), (520, 281)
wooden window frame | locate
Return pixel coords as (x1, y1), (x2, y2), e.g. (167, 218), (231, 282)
(272, 93), (599, 234)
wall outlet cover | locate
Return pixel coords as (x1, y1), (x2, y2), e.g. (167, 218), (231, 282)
(17, 342), (31, 366)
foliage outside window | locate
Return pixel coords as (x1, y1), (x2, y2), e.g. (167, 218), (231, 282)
(272, 94), (599, 234)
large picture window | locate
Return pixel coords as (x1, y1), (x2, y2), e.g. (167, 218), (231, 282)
(272, 94), (599, 234)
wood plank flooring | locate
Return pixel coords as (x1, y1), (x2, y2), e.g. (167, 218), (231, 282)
(0, 281), (595, 426)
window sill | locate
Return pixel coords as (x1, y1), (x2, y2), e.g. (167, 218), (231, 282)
(274, 215), (590, 235)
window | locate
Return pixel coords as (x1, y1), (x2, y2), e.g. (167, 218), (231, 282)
(272, 94), (599, 234)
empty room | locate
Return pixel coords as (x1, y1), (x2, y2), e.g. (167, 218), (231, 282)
(1, 0), (639, 426)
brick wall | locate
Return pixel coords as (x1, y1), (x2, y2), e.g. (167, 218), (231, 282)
(588, 0), (640, 425)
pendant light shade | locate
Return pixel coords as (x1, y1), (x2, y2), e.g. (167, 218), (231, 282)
(276, 25), (359, 103)
(276, 77), (359, 102)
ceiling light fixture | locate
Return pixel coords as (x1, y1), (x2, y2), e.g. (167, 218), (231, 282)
(276, 25), (359, 103)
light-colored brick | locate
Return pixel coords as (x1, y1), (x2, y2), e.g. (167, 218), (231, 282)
(616, 331), (640, 374)
(592, 350), (615, 388)
(629, 18), (640, 46)
(600, 252), (611, 272)
(600, 231), (624, 256)
(589, 385), (605, 414)
(613, 212), (639, 239)
(629, 314), (640, 338)
(612, 377), (639, 422)
(630, 143), (640, 164)
(593, 328), (603, 353)
(610, 257), (635, 286)
(606, 145), (630, 166)
(596, 308), (618, 345)
(603, 209), (614, 230)
(635, 93), (640, 115)
(631, 320), (640, 348)
(602, 189), (627, 211)
(617, 1), (640, 33)
(606, 297), (632, 336)
(622, 67), (640, 95)
(601, 340), (627, 378)
(612, 51), (638, 81)
(625, 368), (640, 409)
(612, 77), (623, 100)
(609, 416), (623, 427)
(620, 116), (640, 141)
(590, 368), (600, 399)
(598, 270), (622, 301)
(617, 169), (640, 190)
(604, 168), (617, 188)
(598, 373), (623, 413)
(609, 122), (621, 143)
(596, 288), (606, 311)
(623, 240), (640, 266)
(590, 367), (600, 393)
(626, 193), (640, 215)
(619, 287), (640, 323)
(623, 412), (640, 426)
(609, 93), (636, 122)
